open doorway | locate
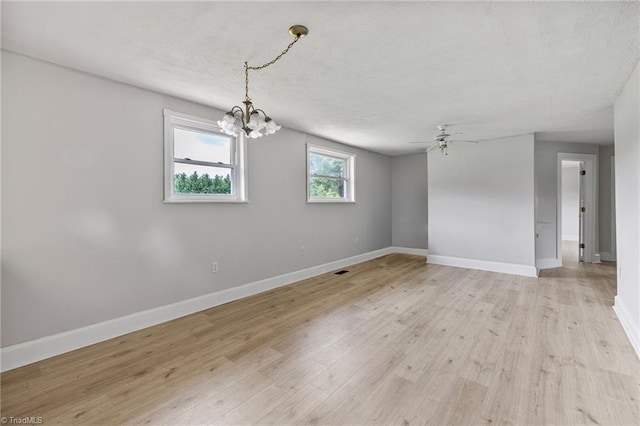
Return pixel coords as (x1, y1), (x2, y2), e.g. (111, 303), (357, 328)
(557, 153), (598, 266)
(561, 161), (582, 265)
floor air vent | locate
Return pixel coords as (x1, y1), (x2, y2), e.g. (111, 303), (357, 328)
(335, 270), (349, 275)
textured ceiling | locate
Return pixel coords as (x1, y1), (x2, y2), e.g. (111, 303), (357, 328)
(2, 1), (638, 155)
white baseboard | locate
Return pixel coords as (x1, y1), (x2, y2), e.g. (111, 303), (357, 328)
(2, 247), (400, 372)
(536, 257), (562, 270)
(0, 247), (558, 371)
(428, 254), (538, 277)
(600, 251), (616, 262)
(613, 296), (640, 360)
(389, 246), (428, 257)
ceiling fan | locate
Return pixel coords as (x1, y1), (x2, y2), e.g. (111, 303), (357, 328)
(410, 124), (479, 155)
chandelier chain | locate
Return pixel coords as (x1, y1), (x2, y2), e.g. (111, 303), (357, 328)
(248, 37), (300, 71)
(244, 37), (301, 101)
(244, 62), (250, 101)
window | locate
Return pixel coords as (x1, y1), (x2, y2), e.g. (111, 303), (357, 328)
(164, 109), (247, 203)
(307, 144), (355, 203)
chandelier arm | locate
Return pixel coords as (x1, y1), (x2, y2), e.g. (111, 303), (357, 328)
(230, 105), (244, 115)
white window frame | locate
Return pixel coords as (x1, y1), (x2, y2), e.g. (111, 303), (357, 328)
(163, 109), (248, 203)
(306, 143), (356, 203)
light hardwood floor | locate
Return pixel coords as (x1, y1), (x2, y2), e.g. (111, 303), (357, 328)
(2, 254), (639, 425)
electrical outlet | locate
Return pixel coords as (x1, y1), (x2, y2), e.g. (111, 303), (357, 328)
(212, 262), (219, 273)
(301, 246), (305, 255)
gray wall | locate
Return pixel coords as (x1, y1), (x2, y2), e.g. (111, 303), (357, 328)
(428, 134), (536, 267)
(1, 52), (392, 346)
(613, 60), (640, 345)
(391, 154), (427, 249)
(598, 145), (615, 257)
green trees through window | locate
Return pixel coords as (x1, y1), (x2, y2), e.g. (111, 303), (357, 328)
(174, 172), (231, 194)
(309, 177), (345, 198)
(308, 153), (346, 198)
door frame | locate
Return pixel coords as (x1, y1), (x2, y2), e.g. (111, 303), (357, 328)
(610, 155), (616, 260)
(557, 153), (598, 264)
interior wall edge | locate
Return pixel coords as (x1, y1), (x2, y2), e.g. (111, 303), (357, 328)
(613, 295), (640, 360)
(427, 254), (538, 278)
(600, 252), (616, 262)
(390, 246), (428, 257)
(536, 258), (563, 270)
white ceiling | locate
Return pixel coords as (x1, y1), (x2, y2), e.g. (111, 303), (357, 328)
(2, 1), (638, 156)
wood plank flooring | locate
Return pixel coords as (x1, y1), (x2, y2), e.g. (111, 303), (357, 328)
(2, 254), (639, 425)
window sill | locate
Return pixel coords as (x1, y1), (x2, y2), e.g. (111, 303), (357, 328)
(163, 198), (249, 204)
(307, 199), (356, 204)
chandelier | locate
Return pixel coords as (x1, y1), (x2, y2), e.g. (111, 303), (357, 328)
(218, 25), (309, 139)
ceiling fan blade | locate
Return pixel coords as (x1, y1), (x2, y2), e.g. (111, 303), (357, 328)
(408, 141), (431, 144)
